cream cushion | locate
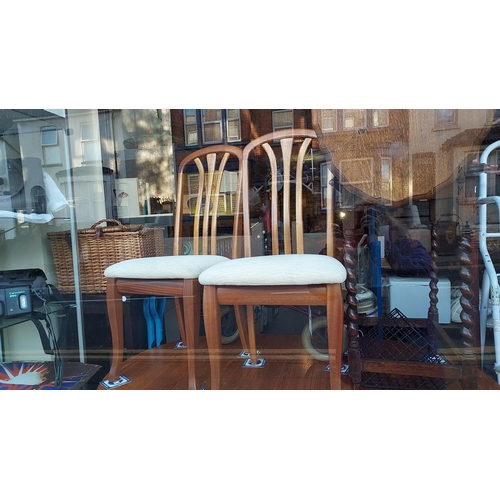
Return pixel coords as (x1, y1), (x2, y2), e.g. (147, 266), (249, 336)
(104, 255), (229, 280)
(198, 254), (346, 286)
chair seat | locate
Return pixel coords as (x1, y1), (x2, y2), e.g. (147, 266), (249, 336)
(199, 254), (346, 286)
(104, 255), (229, 280)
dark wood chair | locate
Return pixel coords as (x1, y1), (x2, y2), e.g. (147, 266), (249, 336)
(199, 129), (347, 389)
(103, 145), (244, 389)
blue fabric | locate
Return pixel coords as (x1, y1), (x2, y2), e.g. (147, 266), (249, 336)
(385, 238), (432, 276)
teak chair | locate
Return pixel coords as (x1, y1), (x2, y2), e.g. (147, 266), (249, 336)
(103, 145), (244, 389)
(199, 129), (347, 389)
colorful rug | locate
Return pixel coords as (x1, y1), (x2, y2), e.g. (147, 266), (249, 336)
(0, 361), (101, 390)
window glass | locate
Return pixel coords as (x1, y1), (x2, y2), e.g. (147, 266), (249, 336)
(373, 109), (389, 127)
(272, 109), (293, 131)
(2, 108), (499, 392)
(41, 127), (58, 145)
(343, 109), (365, 129)
(227, 109), (241, 141)
(320, 109), (337, 132)
(436, 109), (456, 125)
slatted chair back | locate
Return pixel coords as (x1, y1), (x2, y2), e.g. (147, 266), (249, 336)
(174, 145), (244, 259)
(241, 129), (334, 258)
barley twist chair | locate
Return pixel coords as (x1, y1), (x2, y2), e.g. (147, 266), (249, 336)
(103, 144), (244, 389)
(199, 129), (347, 389)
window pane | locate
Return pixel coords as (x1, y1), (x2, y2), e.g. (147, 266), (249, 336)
(185, 124), (198, 145)
(273, 110), (293, 129)
(83, 140), (100, 161)
(227, 120), (240, 142)
(43, 145), (61, 164)
(203, 122), (222, 143)
(81, 122), (96, 141)
(227, 109), (239, 119)
(344, 109), (365, 129)
(184, 109), (197, 124)
(321, 110), (336, 131)
(41, 128), (58, 145)
(202, 109), (221, 122)
(436, 109), (456, 124)
(373, 109), (389, 127)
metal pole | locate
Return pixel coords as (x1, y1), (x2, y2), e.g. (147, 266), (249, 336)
(61, 111), (86, 363)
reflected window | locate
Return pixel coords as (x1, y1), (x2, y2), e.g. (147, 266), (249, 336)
(321, 162), (333, 208)
(183, 109), (241, 145)
(81, 122), (100, 162)
(227, 109), (241, 142)
(184, 109), (198, 145)
(41, 127), (61, 165)
(320, 110), (337, 132)
(435, 109), (457, 128)
(202, 109), (223, 144)
(343, 109), (366, 130)
(273, 109), (293, 132)
(373, 109), (389, 128)
(380, 157), (392, 201)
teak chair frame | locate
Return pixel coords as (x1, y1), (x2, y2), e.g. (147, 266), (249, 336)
(104, 144), (244, 389)
(201, 129), (346, 389)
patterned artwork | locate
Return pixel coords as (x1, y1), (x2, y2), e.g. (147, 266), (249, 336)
(0, 361), (101, 390)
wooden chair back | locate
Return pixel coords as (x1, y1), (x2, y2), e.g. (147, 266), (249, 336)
(241, 129), (335, 257)
(174, 145), (244, 259)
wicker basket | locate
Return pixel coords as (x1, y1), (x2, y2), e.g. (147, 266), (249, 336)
(47, 219), (165, 294)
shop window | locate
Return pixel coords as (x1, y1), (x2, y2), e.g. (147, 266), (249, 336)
(343, 109), (366, 130)
(373, 109), (389, 128)
(41, 127), (61, 165)
(272, 109), (293, 132)
(183, 109), (241, 146)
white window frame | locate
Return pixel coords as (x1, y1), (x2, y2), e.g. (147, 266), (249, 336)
(183, 109), (198, 146)
(226, 109), (241, 142)
(184, 109), (241, 146)
(81, 121), (100, 162)
(41, 126), (61, 165)
(201, 109), (223, 145)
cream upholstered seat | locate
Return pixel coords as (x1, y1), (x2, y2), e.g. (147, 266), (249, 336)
(105, 255), (228, 281)
(199, 129), (347, 390)
(200, 254), (346, 286)
(103, 144), (243, 390)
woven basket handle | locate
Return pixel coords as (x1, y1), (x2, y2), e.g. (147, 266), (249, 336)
(90, 219), (124, 230)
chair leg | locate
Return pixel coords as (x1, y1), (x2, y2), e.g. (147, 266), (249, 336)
(234, 304), (249, 353)
(203, 285), (222, 390)
(182, 279), (201, 390)
(174, 297), (187, 346)
(327, 284), (344, 390)
(105, 278), (124, 382)
(246, 305), (259, 364)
